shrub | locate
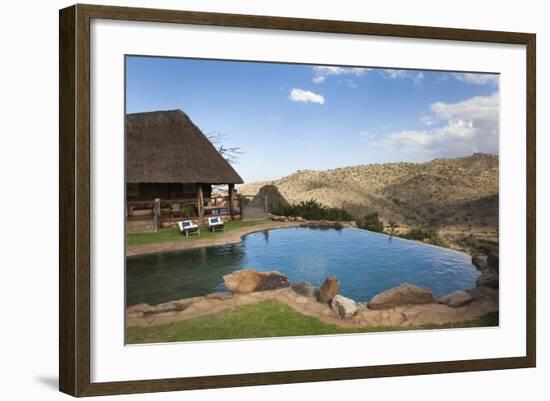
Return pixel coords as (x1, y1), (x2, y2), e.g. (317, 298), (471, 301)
(458, 235), (499, 254)
(271, 199), (353, 221)
(386, 220), (398, 236)
(358, 212), (384, 233)
(400, 227), (448, 247)
(402, 228), (437, 241)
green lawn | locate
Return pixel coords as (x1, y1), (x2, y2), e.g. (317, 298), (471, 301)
(126, 220), (271, 248)
(126, 300), (499, 344)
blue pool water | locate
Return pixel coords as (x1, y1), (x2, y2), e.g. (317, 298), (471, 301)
(126, 227), (479, 306)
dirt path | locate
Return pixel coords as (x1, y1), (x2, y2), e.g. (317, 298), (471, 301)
(126, 221), (300, 257)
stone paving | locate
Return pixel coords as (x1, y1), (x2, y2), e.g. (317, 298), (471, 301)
(126, 287), (498, 329)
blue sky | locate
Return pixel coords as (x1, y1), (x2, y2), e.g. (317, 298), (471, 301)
(126, 56), (499, 182)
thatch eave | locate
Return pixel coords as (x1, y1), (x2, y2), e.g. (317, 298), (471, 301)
(126, 110), (244, 185)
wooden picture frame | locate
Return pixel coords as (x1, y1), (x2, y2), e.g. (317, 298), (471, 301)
(59, 3), (536, 397)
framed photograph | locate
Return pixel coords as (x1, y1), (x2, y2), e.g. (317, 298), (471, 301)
(59, 4), (536, 397)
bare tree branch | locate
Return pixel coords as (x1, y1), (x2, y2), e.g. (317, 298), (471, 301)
(206, 131), (244, 164)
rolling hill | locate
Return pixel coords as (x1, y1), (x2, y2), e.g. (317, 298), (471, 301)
(238, 153), (499, 237)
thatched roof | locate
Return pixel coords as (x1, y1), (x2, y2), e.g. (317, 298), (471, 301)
(126, 110), (244, 184)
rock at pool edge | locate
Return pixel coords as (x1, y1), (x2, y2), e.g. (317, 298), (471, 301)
(331, 295), (357, 319)
(291, 281), (317, 298)
(438, 290), (473, 307)
(318, 276), (340, 304)
(367, 283), (437, 310)
(223, 269), (289, 293)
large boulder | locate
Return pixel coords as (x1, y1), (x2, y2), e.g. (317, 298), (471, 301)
(467, 286), (499, 303)
(258, 185), (289, 211)
(331, 295), (357, 319)
(291, 282), (317, 298)
(438, 290), (473, 307)
(318, 276), (340, 303)
(488, 253), (499, 272)
(472, 254), (489, 270)
(476, 269), (499, 289)
(223, 269), (289, 293)
(368, 283), (437, 310)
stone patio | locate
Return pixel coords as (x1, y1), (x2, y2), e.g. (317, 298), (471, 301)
(126, 286), (498, 329)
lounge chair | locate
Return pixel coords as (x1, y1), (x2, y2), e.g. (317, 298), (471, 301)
(208, 217), (225, 232)
(178, 220), (200, 237)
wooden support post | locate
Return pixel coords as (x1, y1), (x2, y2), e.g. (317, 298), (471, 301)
(197, 184), (204, 224)
(228, 183), (235, 220)
(153, 198), (161, 232)
(238, 195), (244, 221)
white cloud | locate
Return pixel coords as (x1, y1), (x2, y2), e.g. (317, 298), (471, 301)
(452, 73), (499, 86)
(375, 93), (499, 159)
(379, 69), (410, 80)
(359, 130), (375, 141)
(378, 69), (425, 86)
(342, 79), (358, 88)
(312, 66), (369, 84)
(430, 93), (499, 122)
(289, 88), (325, 104)
(419, 114), (437, 126)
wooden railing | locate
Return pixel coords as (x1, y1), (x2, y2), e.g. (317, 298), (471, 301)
(126, 195), (242, 231)
(239, 194), (268, 211)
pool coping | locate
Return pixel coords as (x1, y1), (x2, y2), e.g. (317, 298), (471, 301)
(350, 226), (473, 259)
(126, 221), (474, 260)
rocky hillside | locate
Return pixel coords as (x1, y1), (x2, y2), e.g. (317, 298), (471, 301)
(239, 153), (498, 232)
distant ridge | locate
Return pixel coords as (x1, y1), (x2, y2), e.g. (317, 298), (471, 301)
(239, 153), (498, 230)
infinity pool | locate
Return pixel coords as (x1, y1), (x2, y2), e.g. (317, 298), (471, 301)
(126, 227), (479, 306)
